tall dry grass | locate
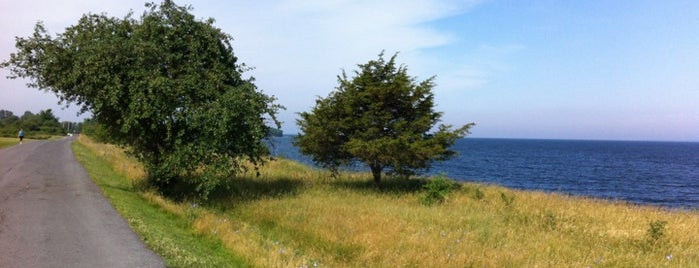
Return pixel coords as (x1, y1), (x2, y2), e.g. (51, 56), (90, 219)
(77, 135), (145, 181)
(77, 135), (699, 267)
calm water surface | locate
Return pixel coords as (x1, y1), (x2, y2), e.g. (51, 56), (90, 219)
(268, 136), (699, 209)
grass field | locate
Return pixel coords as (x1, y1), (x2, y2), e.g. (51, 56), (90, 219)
(74, 135), (699, 267)
(0, 137), (20, 149)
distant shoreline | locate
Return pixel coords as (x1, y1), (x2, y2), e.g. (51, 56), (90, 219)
(276, 134), (699, 144)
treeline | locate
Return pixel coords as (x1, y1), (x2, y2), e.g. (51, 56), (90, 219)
(0, 109), (80, 138)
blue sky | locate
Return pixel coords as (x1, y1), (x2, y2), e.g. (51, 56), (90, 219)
(1, 1), (697, 141)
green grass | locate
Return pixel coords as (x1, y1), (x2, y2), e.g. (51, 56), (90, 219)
(0, 137), (18, 149)
(73, 136), (699, 267)
(0, 135), (67, 149)
(71, 140), (249, 267)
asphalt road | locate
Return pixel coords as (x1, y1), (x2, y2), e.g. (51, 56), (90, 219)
(0, 137), (164, 267)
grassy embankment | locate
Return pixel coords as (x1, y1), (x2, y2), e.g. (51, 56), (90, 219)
(73, 135), (699, 267)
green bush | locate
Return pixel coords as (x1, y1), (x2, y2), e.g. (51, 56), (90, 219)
(472, 187), (485, 200)
(647, 220), (668, 244)
(421, 176), (459, 206)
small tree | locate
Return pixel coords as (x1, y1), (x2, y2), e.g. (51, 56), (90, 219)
(295, 52), (474, 186)
(2, 1), (282, 198)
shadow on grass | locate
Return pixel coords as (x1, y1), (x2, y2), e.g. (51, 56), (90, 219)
(152, 172), (432, 206)
(332, 176), (429, 195)
(150, 175), (305, 208)
(210, 176), (305, 203)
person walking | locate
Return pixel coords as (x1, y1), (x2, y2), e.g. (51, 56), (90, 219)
(18, 129), (25, 144)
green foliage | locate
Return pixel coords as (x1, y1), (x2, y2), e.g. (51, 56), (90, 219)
(2, 1), (282, 199)
(420, 176), (459, 205)
(0, 109), (66, 137)
(295, 51), (474, 185)
(647, 220), (668, 244)
(80, 118), (112, 143)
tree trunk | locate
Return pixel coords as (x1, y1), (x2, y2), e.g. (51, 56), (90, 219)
(370, 162), (382, 187)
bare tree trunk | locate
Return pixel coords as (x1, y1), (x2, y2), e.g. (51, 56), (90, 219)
(370, 162), (382, 188)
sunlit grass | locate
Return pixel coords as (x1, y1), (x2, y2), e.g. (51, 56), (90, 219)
(76, 135), (699, 267)
(0, 137), (18, 149)
(0, 135), (71, 149)
(208, 177), (699, 267)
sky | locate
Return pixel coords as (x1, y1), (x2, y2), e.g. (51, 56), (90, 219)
(1, 0), (698, 141)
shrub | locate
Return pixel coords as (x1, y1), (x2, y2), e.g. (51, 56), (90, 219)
(472, 187), (485, 200)
(421, 176), (459, 205)
(500, 192), (515, 207)
(542, 211), (558, 231)
(647, 220), (668, 244)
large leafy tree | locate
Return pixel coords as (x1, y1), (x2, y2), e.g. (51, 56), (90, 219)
(2, 1), (282, 198)
(295, 52), (474, 186)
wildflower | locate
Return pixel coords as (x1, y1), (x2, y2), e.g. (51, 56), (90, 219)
(666, 254), (673, 261)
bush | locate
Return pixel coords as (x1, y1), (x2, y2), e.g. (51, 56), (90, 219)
(472, 187), (485, 200)
(647, 220), (668, 244)
(421, 176), (459, 205)
(500, 192), (516, 207)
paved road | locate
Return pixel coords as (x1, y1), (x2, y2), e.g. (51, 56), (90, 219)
(0, 137), (164, 267)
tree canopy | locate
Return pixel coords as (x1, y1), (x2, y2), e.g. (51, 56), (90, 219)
(1, 1), (282, 199)
(0, 109), (67, 137)
(295, 52), (474, 185)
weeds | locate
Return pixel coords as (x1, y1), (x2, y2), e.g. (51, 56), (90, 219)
(542, 211), (558, 231)
(647, 220), (668, 244)
(500, 192), (516, 207)
(472, 187), (485, 200)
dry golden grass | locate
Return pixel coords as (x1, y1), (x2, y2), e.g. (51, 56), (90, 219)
(77, 135), (145, 182)
(78, 135), (699, 267)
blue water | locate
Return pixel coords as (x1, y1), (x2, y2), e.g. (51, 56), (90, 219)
(267, 136), (699, 209)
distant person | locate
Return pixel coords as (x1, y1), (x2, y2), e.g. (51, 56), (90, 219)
(18, 129), (25, 144)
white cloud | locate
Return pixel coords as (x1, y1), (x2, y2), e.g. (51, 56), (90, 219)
(194, 0), (486, 132)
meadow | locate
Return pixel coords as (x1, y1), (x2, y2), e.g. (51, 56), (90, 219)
(73, 135), (699, 267)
